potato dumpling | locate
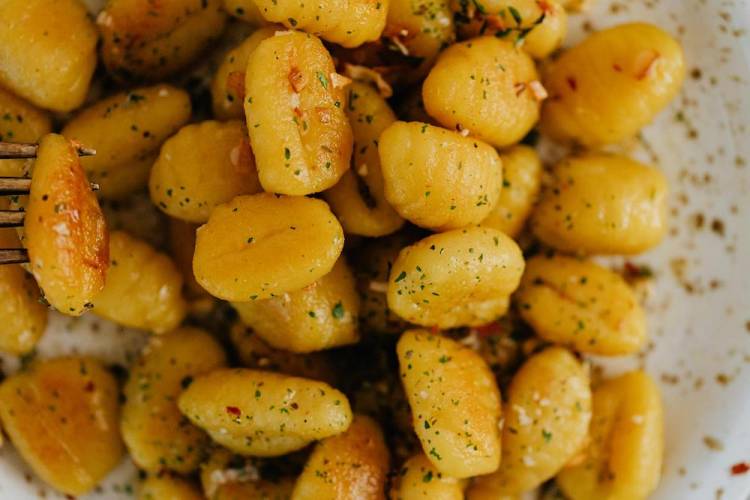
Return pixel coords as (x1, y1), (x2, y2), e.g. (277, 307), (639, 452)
(62, 85), (192, 199)
(292, 415), (389, 499)
(388, 227), (524, 328)
(557, 371), (664, 500)
(379, 121), (502, 231)
(397, 330), (502, 478)
(541, 23), (685, 147)
(320, 0), (388, 48)
(452, 0), (567, 60)
(323, 82), (404, 237)
(139, 473), (204, 500)
(232, 257), (359, 353)
(193, 193), (344, 301)
(391, 453), (466, 500)
(480, 145), (542, 238)
(252, 0), (345, 35)
(224, 0), (268, 25)
(200, 447), (296, 500)
(122, 328), (227, 473)
(178, 368), (353, 456)
(0, 357), (123, 496)
(93, 231), (187, 334)
(230, 323), (337, 383)
(0, 0), (97, 112)
(24, 134), (109, 316)
(385, 0), (454, 64)
(530, 154), (669, 255)
(0, 229), (47, 355)
(517, 256), (647, 355)
(422, 37), (541, 148)
(245, 31), (353, 195)
(168, 218), (209, 300)
(467, 347), (592, 497)
(0, 86), (51, 177)
(98, 0), (227, 81)
(212, 28), (275, 120)
(150, 121), (262, 223)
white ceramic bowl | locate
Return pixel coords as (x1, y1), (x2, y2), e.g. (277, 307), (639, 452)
(0, 0), (749, 498)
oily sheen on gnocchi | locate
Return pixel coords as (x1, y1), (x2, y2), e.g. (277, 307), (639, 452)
(0, 1), (687, 497)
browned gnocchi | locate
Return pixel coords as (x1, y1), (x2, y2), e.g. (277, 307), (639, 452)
(0, 86), (51, 177)
(391, 453), (466, 499)
(138, 473), (205, 500)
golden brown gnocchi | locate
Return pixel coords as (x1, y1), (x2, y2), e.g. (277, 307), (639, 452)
(93, 231), (187, 334)
(24, 134), (109, 316)
(467, 347), (592, 496)
(98, 0), (228, 81)
(0, 228), (47, 355)
(224, 0), (269, 26)
(385, 0), (454, 67)
(245, 31), (353, 195)
(388, 227), (524, 328)
(556, 371), (664, 500)
(291, 415), (389, 499)
(178, 368), (353, 456)
(422, 37), (541, 148)
(232, 257), (359, 353)
(0, 86), (51, 177)
(212, 27), (276, 120)
(379, 121), (503, 231)
(480, 145), (542, 238)
(320, 0), (388, 48)
(0, 0), (97, 112)
(530, 154), (669, 255)
(193, 193), (344, 301)
(150, 120), (262, 222)
(62, 85), (192, 199)
(122, 328), (227, 473)
(390, 453), (466, 500)
(516, 255), (647, 355)
(0, 357), (123, 496)
(139, 473), (204, 500)
(541, 23), (685, 146)
(397, 330), (502, 478)
(323, 82), (404, 237)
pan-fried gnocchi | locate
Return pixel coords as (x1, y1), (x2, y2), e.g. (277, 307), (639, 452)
(138, 473), (204, 500)
(517, 255), (647, 355)
(212, 28), (276, 120)
(0, 0), (97, 112)
(178, 368), (353, 456)
(467, 347), (592, 496)
(0, 229), (47, 355)
(62, 85), (192, 199)
(323, 82), (404, 237)
(556, 371), (664, 500)
(150, 120), (262, 222)
(422, 37), (541, 148)
(390, 453), (466, 499)
(0, 87), (51, 177)
(531, 154), (669, 255)
(24, 134), (109, 316)
(224, 0), (269, 26)
(397, 330), (503, 478)
(292, 415), (390, 499)
(0, 357), (123, 496)
(379, 122), (502, 231)
(200, 447), (296, 500)
(388, 227), (524, 328)
(232, 257), (360, 353)
(480, 145), (542, 238)
(541, 23), (685, 146)
(245, 31), (353, 195)
(385, 0), (454, 66)
(122, 328), (227, 473)
(98, 0), (228, 80)
(92, 231), (187, 334)
(193, 193), (344, 301)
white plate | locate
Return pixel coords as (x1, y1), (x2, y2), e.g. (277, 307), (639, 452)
(1, 0), (750, 498)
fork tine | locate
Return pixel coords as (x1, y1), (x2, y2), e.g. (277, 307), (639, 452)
(0, 248), (28, 265)
(0, 141), (96, 160)
(0, 177), (99, 196)
(0, 210), (25, 227)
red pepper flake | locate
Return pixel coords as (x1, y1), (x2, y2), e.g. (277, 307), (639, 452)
(226, 71), (246, 101)
(84, 381), (95, 392)
(537, 0), (553, 13)
(613, 63), (623, 72)
(475, 322), (503, 337)
(226, 406), (241, 417)
(430, 325), (440, 334)
(566, 76), (577, 91)
(731, 462), (750, 475)
(624, 261), (654, 280)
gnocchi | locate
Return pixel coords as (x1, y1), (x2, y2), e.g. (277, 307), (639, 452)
(224, 0), (268, 26)
(530, 154), (669, 255)
(390, 453), (466, 500)
(397, 329), (503, 478)
(193, 193), (344, 301)
(178, 368), (353, 456)
(24, 134), (109, 316)
(200, 447), (296, 500)
(0, 86), (51, 177)
(245, 31), (353, 195)
(388, 227), (524, 328)
(138, 473), (204, 500)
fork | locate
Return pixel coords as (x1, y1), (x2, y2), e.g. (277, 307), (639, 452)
(0, 141), (97, 265)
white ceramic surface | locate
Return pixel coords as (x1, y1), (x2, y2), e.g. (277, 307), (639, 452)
(1, 0), (749, 498)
